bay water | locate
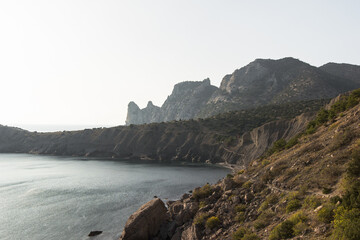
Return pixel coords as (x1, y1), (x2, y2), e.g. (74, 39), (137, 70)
(0, 154), (229, 240)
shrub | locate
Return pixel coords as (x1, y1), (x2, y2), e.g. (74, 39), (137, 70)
(254, 209), (275, 230)
(242, 181), (253, 189)
(242, 233), (260, 240)
(330, 195), (342, 205)
(304, 195), (322, 209)
(227, 174), (234, 179)
(235, 204), (247, 212)
(293, 222), (307, 236)
(199, 201), (206, 209)
(193, 184), (213, 200)
(269, 220), (295, 240)
(332, 206), (360, 240)
(205, 216), (220, 229)
(193, 213), (209, 226)
(322, 187), (332, 194)
(317, 203), (335, 223)
(232, 227), (247, 240)
(286, 199), (302, 213)
(259, 193), (279, 212)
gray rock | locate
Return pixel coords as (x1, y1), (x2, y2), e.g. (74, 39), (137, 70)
(120, 198), (168, 240)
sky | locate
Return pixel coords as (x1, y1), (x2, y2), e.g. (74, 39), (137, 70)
(0, 0), (359, 130)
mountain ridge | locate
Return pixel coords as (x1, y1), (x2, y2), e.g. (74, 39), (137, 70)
(126, 57), (360, 125)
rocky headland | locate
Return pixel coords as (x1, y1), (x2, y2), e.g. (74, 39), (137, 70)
(119, 89), (360, 240)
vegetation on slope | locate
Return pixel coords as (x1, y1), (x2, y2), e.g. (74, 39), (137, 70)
(162, 89), (360, 240)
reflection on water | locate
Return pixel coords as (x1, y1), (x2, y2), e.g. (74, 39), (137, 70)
(0, 154), (229, 240)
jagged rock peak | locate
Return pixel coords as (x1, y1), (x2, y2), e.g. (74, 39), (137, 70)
(128, 101), (140, 110)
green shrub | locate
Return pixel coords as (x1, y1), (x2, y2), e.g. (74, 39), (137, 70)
(199, 201), (206, 209)
(332, 206), (360, 240)
(304, 195), (322, 209)
(286, 199), (302, 213)
(193, 213), (209, 226)
(193, 184), (213, 200)
(254, 209), (275, 230)
(322, 187), (332, 194)
(293, 222), (308, 236)
(227, 174), (234, 179)
(317, 203), (335, 223)
(242, 233), (260, 240)
(205, 216), (220, 229)
(269, 220), (295, 240)
(259, 193), (279, 212)
(232, 227), (247, 240)
(235, 204), (247, 212)
(289, 210), (308, 224)
(242, 181), (253, 189)
(261, 159), (271, 166)
(330, 195), (342, 205)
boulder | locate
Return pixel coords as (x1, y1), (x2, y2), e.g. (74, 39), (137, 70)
(120, 198), (168, 240)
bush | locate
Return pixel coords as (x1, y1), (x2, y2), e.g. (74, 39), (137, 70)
(205, 216), (220, 229)
(242, 233), (260, 240)
(193, 184), (213, 200)
(235, 204), (247, 212)
(286, 199), (302, 213)
(242, 181), (253, 189)
(317, 203), (335, 223)
(232, 227), (247, 240)
(193, 213), (209, 226)
(254, 209), (275, 230)
(269, 220), (295, 240)
(259, 193), (279, 212)
(304, 195), (322, 209)
(322, 187), (332, 194)
(199, 201), (206, 209)
(332, 206), (360, 240)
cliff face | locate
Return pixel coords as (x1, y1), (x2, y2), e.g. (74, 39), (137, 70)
(128, 89), (360, 240)
(126, 57), (360, 125)
(0, 111), (313, 167)
(125, 79), (217, 125)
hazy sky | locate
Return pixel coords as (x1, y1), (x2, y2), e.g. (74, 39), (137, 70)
(1, 0), (359, 129)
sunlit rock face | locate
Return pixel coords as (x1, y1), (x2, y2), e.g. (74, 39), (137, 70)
(125, 78), (217, 125)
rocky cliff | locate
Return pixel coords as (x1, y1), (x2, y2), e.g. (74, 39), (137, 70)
(121, 88), (360, 240)
(126, 79), (217, 125)
(126, 57), (360, 124)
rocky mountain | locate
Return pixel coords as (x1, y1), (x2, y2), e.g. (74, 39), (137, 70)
(126, 79), (217, 125)
(120, 88), (360, 240)
(126, 57), (360, 124)
(0, 100), (325, 167)
(320, 62), (360, 85)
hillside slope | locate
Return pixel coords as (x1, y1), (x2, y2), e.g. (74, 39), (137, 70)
(0, 100), (324, 166)
(146, 89), (360, 240)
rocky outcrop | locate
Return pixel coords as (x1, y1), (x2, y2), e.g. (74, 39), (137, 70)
(126, 57), (360, 124)
(126, 79), (217, 125)
(120, 198), (168, 240)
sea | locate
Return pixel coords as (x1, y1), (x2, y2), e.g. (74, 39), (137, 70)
(0, 154), (229, 240)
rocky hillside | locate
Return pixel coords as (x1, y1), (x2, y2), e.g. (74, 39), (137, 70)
(0, 100), (325, 167)
(320, 62), (360, 85)
(126, 57), (360, 124)
(121, 88), (360, 240)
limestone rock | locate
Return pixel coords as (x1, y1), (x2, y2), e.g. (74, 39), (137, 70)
(120, 198), (168, 240)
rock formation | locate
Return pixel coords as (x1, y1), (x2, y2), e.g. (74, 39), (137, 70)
(126, 57), (360, 124)
(120, 198), (168, 240)
(125, 79), (217, 125)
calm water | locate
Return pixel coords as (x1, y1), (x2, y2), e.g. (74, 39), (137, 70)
(0, 154), (229, 240)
